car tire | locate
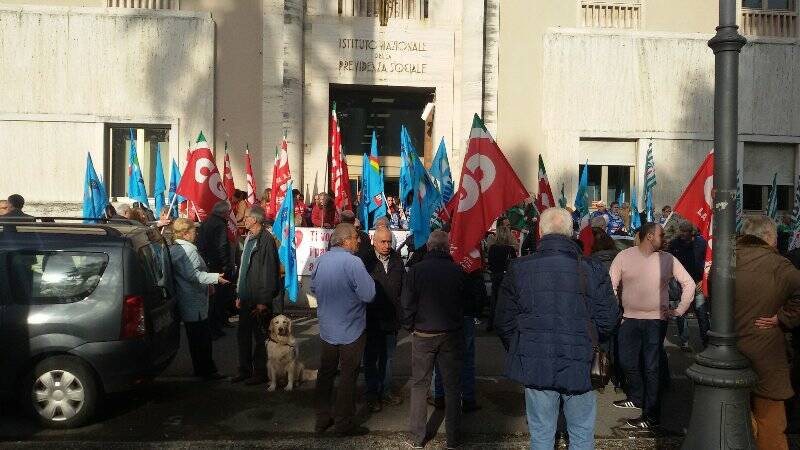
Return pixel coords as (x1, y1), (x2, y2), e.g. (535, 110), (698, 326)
(26, 355), (99, 429)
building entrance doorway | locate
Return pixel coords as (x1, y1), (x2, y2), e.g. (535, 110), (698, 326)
(330, 84), (435, 202)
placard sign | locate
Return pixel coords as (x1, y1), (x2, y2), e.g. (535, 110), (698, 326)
(295, 227), (410, 275)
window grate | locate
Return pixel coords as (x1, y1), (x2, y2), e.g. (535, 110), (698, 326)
(106, 0), (179, 10)
(337, 0), (429, 20)
(741, 8), (798, 38)
(581, 1), (641, 30)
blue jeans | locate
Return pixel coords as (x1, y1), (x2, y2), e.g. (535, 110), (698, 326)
(618, 318), (666, 421)
(433, 317), (476, 402)
(363, 331), (398, 398)
(695, 292), (710, 347)
(672, 292), (711, 347)
(525, 388), (596, 450)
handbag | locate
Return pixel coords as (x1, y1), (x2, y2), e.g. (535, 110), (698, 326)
(576, 255), (612, 390)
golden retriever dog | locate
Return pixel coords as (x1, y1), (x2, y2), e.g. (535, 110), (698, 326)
(266, 314), (316, 392)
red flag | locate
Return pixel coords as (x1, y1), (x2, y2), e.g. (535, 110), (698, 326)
(330, 105), (353, 212)
(270, 134), (292, 217)
(535, 154), (555, 213)
(176, 132), (238, 242)
(673, 150), (714, 295)
(222, 143), (235, 202)
(450, 115), (529, 272)
(245, 146), (258, 206)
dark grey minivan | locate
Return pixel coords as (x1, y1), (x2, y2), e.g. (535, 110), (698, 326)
(0, 219), (180, 428)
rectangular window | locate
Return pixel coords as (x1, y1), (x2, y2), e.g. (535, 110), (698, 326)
(744, 0), (795, 10)
(9, 252), (108, 305)
(577, 164), (633, 208)
(743, 184), (764, 210)
(107, 125), (170, 200)
(743, 184), (795, 212)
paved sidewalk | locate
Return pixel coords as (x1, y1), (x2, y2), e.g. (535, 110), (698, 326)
(0, 312), (706, 449)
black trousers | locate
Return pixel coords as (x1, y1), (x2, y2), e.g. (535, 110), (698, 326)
(210, 284), (233, 332)
(489, 273), (505, 328)
(237, 307), (267, 378)
(315, 333), (366, 433)
(618, 318), (667, 421)
(184, 319), (217, 376)
(410, 331), (464, 447)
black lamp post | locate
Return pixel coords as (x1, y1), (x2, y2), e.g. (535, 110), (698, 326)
(682, 1), (755, 448)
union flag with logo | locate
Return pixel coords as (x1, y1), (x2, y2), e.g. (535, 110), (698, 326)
(449, 115), (529, 272)
(673, 151), (714, 295)
(330, 104), (353, 212)
(270, 133), (292, 216)
(176, 132), (238, 242)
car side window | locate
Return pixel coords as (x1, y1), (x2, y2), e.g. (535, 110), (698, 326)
(136, 238), (174, 300)
(8, 252), (109, 305)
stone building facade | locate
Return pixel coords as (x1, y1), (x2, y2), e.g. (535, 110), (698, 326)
(0, 0), (797, 218)
(0, 0), (497, 215)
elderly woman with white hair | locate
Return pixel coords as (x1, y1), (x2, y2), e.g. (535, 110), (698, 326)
(170, 218), (229, 381)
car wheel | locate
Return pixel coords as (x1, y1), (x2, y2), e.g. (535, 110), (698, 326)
(27, 355), (98, 429)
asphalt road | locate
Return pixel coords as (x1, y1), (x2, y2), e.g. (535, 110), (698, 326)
(1, 310), (710, 449)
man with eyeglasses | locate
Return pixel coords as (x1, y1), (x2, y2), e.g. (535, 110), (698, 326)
(311, 223), (376, 437)
(231, 204), (281, 385)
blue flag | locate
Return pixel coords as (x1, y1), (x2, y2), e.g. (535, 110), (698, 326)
(644, 141), (657, 222)
(83, 153), (108, 222)
(575, 161), (589, 219)
(430, 137), (454, 204)
(736, 169), (743, 233)
(630, 182), (642, 233)
(363, 131), (387, 228)
(127, 128), (149, 206)
(153, 143), (167, 214)
(168, 159), (185, 219)
(558, 183), (567, 208)
(359, 153), (370, 227)
(399, 126), (415, 208)
(767, 172), (779, 220)
(409, 149), (443, 249)
(273, 180), (298, 302)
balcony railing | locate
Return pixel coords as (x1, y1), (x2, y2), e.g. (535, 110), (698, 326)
(741, 8), (798, 37)
(581, 1), (641, 30)
(338, 0), (428, 21)
(107, 0), (179, 10)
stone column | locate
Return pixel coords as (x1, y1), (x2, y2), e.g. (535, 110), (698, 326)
(262, 0), (305, 190)
(483, 0), (500, 137)
(283, 0), (305, 189)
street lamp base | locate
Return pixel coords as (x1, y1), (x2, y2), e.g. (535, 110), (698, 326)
(682, 334), (758, 450)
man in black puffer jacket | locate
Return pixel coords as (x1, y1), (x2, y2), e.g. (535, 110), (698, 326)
(496, 208), (619, 450)
(363, 226), (405, 412)
(196, 200), (236, 336)
(401, 230), (469, 449)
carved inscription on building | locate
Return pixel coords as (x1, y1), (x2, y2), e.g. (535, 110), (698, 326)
(337, 38), (428, 75)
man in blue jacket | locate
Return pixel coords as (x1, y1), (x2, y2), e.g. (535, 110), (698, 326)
(495, 208), (619, 450)
(311, 223), (376, 437)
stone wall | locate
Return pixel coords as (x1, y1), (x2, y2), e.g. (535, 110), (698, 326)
(0, 5), (215, 205)
(540, 29), (800, 207)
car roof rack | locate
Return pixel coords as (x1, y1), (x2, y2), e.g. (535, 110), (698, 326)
(0, 217), (143, 237)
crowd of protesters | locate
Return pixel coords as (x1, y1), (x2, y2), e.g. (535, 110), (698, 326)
(5, 189), (800, 449)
